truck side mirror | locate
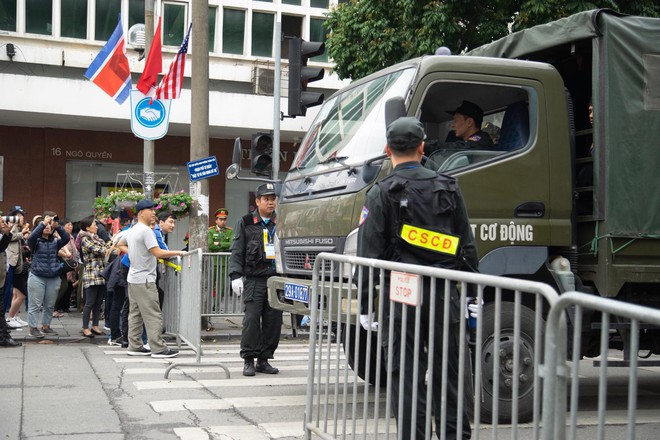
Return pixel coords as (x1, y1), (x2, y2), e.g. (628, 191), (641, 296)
(385, 97), (406, 128)
(226, 137), (242, 180)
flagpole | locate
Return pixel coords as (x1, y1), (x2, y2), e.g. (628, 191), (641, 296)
(143, 0), (155, 199)
(189, 1), (210, 254)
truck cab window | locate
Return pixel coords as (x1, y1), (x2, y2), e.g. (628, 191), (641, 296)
(420, 82), (531, 173)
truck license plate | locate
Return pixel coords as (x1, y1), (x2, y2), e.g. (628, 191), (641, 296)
(284, 283), (309, 303)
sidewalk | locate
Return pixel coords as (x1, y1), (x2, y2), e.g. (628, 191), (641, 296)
(6, 309), (299, 345)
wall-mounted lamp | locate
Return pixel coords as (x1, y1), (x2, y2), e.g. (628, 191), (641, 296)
(6, 43), (15, 59)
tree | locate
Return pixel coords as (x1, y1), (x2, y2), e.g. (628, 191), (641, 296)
(325, 0), (660, 80)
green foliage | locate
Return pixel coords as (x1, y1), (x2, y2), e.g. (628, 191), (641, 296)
(325, 0), (659, 80)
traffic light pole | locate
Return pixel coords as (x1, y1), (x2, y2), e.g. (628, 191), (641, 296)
(272, 20), (281, 181)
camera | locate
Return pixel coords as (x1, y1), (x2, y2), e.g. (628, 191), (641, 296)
(1, 215), (18, 224)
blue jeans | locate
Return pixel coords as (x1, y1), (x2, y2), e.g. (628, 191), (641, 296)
(27, 273), (61, 328)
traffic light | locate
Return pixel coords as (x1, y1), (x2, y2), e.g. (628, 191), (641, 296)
(288, 37), (325, 117)
(251, 133), (273, 176)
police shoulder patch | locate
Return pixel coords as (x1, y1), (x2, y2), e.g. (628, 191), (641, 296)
(359, 206), (369, 226)
(468, 135), (481, 141)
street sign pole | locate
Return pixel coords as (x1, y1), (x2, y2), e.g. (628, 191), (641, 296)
(143, 0), (155, 199)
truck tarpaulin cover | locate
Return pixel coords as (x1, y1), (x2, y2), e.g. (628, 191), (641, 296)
(469, 9), (660, 238)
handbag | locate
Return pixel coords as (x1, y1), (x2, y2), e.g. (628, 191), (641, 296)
(59, 257), (78, 274)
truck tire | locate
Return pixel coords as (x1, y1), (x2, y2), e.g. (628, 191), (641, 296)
(341, 323), (387, 386)
(478, 302), (540, 424)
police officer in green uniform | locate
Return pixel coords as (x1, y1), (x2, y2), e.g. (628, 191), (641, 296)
(357, 117), (478, 440)
(208, 209), (234, 303)
(208, 208), (233, 252)
(229, 184), (281, 377)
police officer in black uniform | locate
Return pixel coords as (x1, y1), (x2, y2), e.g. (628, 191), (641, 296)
(357, 117), (478, 439)
(425, 100), (494, 164)
(229, 183), (282, 377)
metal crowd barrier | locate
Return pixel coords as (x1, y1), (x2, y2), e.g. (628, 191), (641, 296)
(159, 249), (230, 379)
(542, 291), (660, 440)
(202, 253), (243, 321)
(304, 253), (559, 440)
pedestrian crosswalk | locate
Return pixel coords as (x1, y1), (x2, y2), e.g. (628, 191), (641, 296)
(100, 340), (390, 440)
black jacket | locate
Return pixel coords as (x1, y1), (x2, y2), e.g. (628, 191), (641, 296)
(228, 210), (277, 280)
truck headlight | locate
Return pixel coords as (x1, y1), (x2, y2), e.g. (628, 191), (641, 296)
(342, 227), (359, 276)
(344, 227), (359, 257)
(274, 232), (283, 273)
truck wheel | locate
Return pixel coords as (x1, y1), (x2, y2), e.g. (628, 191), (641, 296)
(341, 323), (387, 386)
(478, 302), (540, 424)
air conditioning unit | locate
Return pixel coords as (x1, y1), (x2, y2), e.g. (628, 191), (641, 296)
(127, 24), (145, 50)
(252, 66), (275, 95)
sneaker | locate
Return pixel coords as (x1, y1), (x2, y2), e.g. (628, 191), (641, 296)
(144, 343), (151, 351)
(107, 338), (122, 346)
(6, 318), (22, 329)
(126, 347), (152, 356)
(103, 325), (110, 332)
(151, 348), (179, 358)
(41, 327), (58, 335)
(121, 339), (129, 349)
(29, 327), (44, 339)
(255, 359), (279, 374)
(14, 316), (29, 327)
(243, 359), (255, 377)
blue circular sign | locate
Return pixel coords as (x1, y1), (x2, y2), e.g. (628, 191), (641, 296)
(134, 98), (166, 128)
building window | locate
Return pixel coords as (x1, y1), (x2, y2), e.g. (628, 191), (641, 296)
(281, 14), (302, 59)
(0, 0), (17, 32)
(222, 8), (244, 55)
(95, 0), (121, 41)
(310, 18), (328, 62)
(61, 0), (87, 39)
(251, 12), (273, 58)
(208, 6), (216, 52)
(163, 1), (186, 46)
(282, 0), (301, 5)
(311, 0), (329, 7)
(128, 0), (145, 29)
(26, 0), (52, 35)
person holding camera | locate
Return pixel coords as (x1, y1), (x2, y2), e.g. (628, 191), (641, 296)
(0, 217), (21, 347)
(3, 206), (30, 329)
(78, 215), (112, 338)
(26, 212), (70, 338)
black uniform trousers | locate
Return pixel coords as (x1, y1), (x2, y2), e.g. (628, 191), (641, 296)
(240, 276), (282, 361)
(386, 279), (471, 440)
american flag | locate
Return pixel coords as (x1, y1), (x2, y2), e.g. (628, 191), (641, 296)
(155, 23), (191, 100)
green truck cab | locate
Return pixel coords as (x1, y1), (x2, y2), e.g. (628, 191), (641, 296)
(229, 9), (660, 422)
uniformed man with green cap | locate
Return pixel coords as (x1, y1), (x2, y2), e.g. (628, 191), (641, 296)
(357, 116), (477, 440)
(208, 209), (234, 307)
(208, 208), (233, 252)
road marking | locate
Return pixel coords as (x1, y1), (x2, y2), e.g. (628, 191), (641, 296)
(134, 375), (357, 390)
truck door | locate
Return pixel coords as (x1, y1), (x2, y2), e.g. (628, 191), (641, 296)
(409, 70), (572, 276)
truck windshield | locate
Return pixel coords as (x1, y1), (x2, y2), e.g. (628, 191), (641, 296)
(291, 67), (416, 171)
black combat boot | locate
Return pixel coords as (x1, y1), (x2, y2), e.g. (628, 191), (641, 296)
(255, 359), (279, 374)
(243, 358), (255, 376)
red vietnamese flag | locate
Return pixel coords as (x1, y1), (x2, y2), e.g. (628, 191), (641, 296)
(136, 17), (162, 95)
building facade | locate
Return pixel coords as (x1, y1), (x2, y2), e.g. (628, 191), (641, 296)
(0, 0), (347, 245)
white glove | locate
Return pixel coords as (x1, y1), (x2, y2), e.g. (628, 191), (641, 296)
(466, 297), (480, 319)
(231, 278), (244, 297)
(359, 314), (378, 332)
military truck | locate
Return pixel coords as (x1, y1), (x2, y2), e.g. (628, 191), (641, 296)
(227, 9), (660, 422)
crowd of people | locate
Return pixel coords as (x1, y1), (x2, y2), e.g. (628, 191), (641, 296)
(0, 203), (184, 357)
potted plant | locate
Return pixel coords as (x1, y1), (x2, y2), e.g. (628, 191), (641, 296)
(155, 191), (193, 216)
(108, 189), (144, 209)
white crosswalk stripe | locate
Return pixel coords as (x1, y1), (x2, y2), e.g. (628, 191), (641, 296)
(99, 340), (377, 439)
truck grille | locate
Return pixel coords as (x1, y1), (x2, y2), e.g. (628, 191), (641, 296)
(285, 251), (334, 273)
